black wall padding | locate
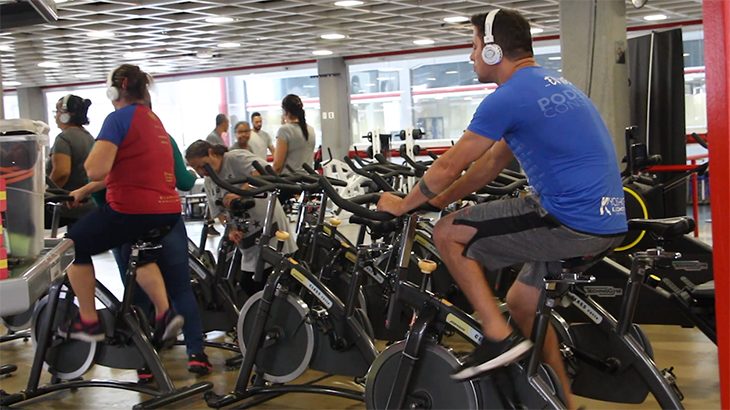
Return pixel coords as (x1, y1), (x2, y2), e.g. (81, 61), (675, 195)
(628, 28), (687, 217)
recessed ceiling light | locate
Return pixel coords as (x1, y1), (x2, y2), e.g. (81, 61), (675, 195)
(334, 1), (363, 6)
(0, 45), (13, 52)
(3, 81), (20, 87)
(38, 61), (61, 68)
(683, 53), (690, 57)
(530, 28), (544, 34)
(548, 56), (561, 60)
(413, 39), (435, 45)
(123, 52), (148, 59)
(75, 74), (91, 79)
(205, 16), (234, 23)
(644, 14), (668, 21)
(557, 69), (563, 72)
(427, 77), (436, 81)
(312, 49), (333, 56)
(197, 50), (214, 59)
(217, 42), (241, 48)
(54, 0), (68, 3)
(443, 16), (469, 23)
(321, 33), (346, 40)
(445, 70), (458, 74)
(87, 31), (115, 38)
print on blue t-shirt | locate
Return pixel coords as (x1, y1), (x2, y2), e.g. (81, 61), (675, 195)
(97, 104), (138, 147)
(467, 66), (627, 235)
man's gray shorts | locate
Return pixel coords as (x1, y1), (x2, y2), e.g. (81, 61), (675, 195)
(453, 195), (625, 289)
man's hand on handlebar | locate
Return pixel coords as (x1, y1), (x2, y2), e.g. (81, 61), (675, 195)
(377, 192), (406, 216)
(229, 228), (244, 245)
(222, 193), (241, 209)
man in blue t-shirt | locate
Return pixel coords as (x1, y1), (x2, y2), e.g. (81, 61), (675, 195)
(377, 8), (627, 406)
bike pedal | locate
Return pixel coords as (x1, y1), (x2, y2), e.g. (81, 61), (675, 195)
(661, 278), (683, 295)
(679, 276), (696, 290)
(661, 367), (684, 401)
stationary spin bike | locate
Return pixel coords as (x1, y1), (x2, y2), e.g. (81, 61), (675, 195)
(0, 227), (212, 410)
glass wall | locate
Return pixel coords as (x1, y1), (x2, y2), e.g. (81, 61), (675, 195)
(43, 77), (222, 149)
(229, 67), (322, 148)
(36, 25), (706, 156)
(3, 93), (19, 119)
(347, 26), (707, 148)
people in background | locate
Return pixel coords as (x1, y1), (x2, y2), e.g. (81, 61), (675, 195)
(63, 64), (183, 348)
(206, 113), (228, 146)
(46, 94), (96, 229)
(249, 112), (275, 160)
(230, 121), (252, 152)
(185, 140), (296, 293)
(273, 95), (315, 174)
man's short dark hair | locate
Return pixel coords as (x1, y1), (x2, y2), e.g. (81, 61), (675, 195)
(251, 112), (261, 121)
(471, 9), (534, 61)
(215, 113), (228, 126)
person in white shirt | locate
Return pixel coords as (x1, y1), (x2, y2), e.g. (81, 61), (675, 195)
(249, 112), (275, 160)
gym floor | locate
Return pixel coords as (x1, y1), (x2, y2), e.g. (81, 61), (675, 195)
(0, 206), (720, 409)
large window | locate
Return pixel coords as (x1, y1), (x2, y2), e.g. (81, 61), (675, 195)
(3, 93), (19, 119)
(346, 26), (706, 149)
(44, 77), (222, 150)
(151, 77), (222, 148)
(231, 67), (322, 148)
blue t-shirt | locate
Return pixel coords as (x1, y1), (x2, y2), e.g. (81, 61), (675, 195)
(97, 103), (138, 146)
(467, 66), (627, 235)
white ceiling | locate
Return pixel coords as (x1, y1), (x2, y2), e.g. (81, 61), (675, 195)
(0, 0), (703, 88)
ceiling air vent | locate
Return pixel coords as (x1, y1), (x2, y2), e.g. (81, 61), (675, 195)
(0, 0), (58, 31)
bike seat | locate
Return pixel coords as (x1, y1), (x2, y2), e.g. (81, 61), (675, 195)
(560, 247), (615, 273)
(136, 226), (173, 245)
(690, 280), (714, 300)
(627, 217), (695, 239)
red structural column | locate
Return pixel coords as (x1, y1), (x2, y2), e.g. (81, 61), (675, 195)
(704, 1), (730, 408)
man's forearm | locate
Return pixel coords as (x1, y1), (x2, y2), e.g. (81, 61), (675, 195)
(431, 154), (500, 208)
(397, 158), (462, 213)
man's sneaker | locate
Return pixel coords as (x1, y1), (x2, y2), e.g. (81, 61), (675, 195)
(57, 315), (105, 342)
(137, 367), (154, 384)
(188, 353), (212, 375)
(451, 330), (533, 381)
(153, 309), (184, 345)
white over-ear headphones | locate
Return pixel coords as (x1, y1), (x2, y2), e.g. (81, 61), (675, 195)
(59, 94), (72, 124)
(481, 9), (503, 65)
(106, 69), (120, 101)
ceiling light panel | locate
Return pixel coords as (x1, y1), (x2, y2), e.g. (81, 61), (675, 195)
(0, 0), (703, 87)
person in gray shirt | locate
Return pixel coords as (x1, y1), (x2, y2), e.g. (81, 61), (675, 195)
(250, 112), (275, 159)
(230, 121), (252, 152)
(273, 95), (315, 175)
(185, 140), (297, 278)
(206, 113), (228, 145)
(46, 94), (96, 228)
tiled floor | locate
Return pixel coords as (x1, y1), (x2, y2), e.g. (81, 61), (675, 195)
(0, 207), (721, 409)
